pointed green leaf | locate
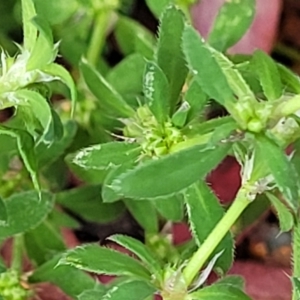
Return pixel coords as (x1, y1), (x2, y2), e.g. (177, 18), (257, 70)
(42, 63), (77, 115)
(292, 277), (300, 299)
(0, 125), (40, 193)
(112, 143), (230, 199)
(108, 234), (162, 276)
(216, 275), (245, 290)
(56, 185), (125, 223)
(29, 255), (98, 298)
(185, 181), (233, 272)
(156, 6), (188, 111)
(154, 194), (184, 222)
(145, 0), (170, 18)
(144, 61), (170, 123)
(21, 0), (37, 52)
(102, 280), (156, 300)
(69, 141), (140, 170)
(183, 25), (234, 106)
(208, 0), (255, 52)
(190, 284), (251, 300)
(106, 53), (146, 97)
(256, 134), (299, 211)
(78, 289), (107, 300)
(0, 191), (54, 239)
(266, 192), (294, 232)
(184, 80), (207, 123)
(211, 48), (254, 99)
(80, 59), (135, 117)
(277, 63), (300, 94)
(124, 199), (159, 233)
(60, 244), (151, 280)
(0, 197), (7, 225)
(251, 50), (282, 101)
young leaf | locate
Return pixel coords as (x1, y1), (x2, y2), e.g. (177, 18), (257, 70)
(185, 181), (233, 272)
(0, 197), (7, 225)
(111, 143), (230, 199)
(144, 61), (170, 123)
(266, 192), (294, 232)
(59, 244), (151, 280)
(216, 275), (245, 290)
(41, 63), (77, 115)
(56, 185), (125, 223)
(80, 59), (135, 117)
(0, 191), (54, 239)
(108, 234), (162, 276)
(124, 199), (159, 233)
(171, 101), (190, 128)
(182, 25), (234, 106)
(0, 125), (40, 193)
(251, 50), (282, 101)
(190, 284), (251, 300)
(208, 0), (255, 52)
(102, 280), (156, 300)
(255, 134), (299, 211)
(69, 141), (140, 170)
(154, 194), (184, 222)
(277, 63), (300, 94)
(156, 6), (188, 112)
(21, 0), (37, 52)
(29, 255), (98, 298)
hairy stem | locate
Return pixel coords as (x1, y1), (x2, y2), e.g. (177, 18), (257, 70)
(11, 234), (23, 274)
(292, 221), (300, 300)
(182, 188), (251, 286)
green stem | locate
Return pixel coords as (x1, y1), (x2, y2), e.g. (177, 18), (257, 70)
(292, 222), (300, 300)
(182, 189), (251, 286)
(86, 11), (111, 66)
(11, 234), (23, 274)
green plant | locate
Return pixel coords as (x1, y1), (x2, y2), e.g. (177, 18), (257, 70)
(1, 0), (300, 299)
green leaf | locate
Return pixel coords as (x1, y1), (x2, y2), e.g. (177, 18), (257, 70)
(183, 25), (234, 106)
(108, 234), (162, 276)
(144, 61), (170, 123)
(209, 121), (238, 146)
(292, 277), (300, 299)
(185, 181), (233, 272)
(251, 50), (282, 101)
(0, 191), (54, 239)
(171, 101), (190, 128)
(24, 220), (66, 265)
(266, 192), (294, 232)
(256, 134), (299, 211)
(154, 194), (184, 222)
(115, 16), (155, 59)
(111, 143), (230, 199)
(102, 280), (156, 300)
(211, 48), (254, 99)
(190, 283), (251, 300)
(27, 16), (54, 70)
(216, 275), (245, 290)
(124, 199), (159, 233)
(41, 63), (77, 115)
(277, 63), (300, 94)
(78, 289), (107, 300)
(106, 53), (146, 97)
(69, 141), (140, 171)
(21, 0), (37, 52)
(0, 125), (40, 193)
(29, 255), (98, 298)
(36, 120), (77, 168)
(145, 0), (170, 18)
(59, 244), (151, 280)
(0, 196), (7, 225)
(56, 185), (125, 223)
(156, 6), (188, 112)
(184, 80), (207, 123)
(80, 59), (135, 117)
(208, 0), (255, 52)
